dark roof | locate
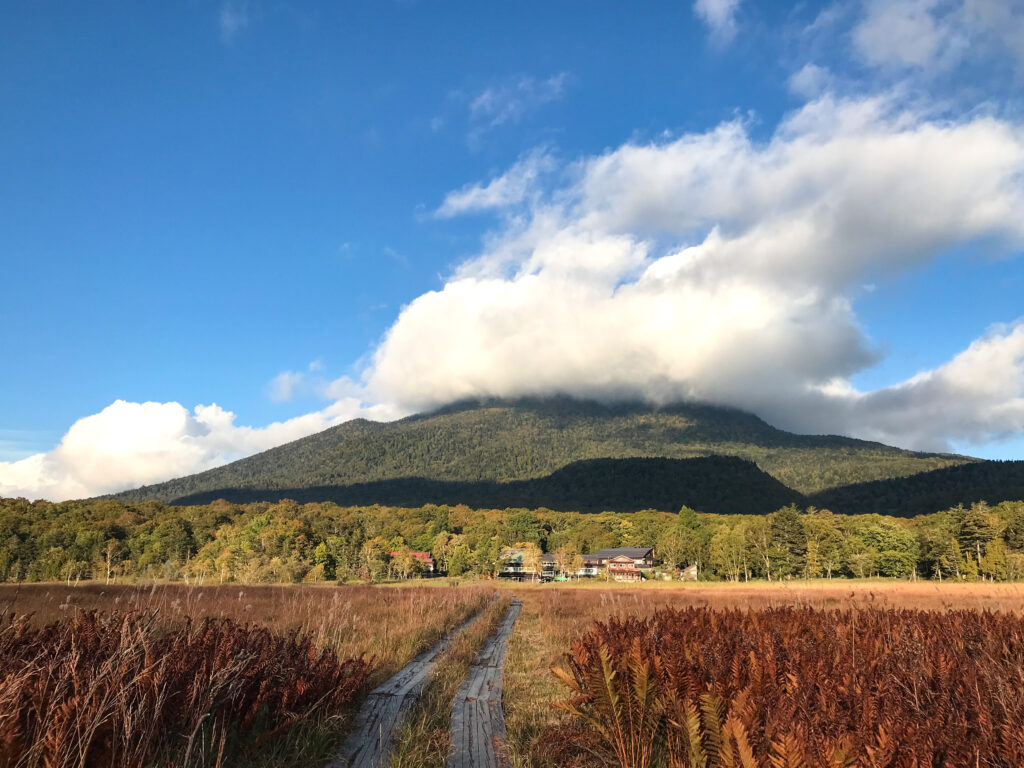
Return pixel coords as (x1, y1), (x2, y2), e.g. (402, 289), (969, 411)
(593, 546), (654, 559)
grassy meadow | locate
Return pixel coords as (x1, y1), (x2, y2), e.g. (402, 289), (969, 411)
(4, 579), (1024, 767)
(0, 583), (492, 768)
(499, 580), (1024, 767)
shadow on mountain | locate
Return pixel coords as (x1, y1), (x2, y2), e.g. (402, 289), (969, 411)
(169, 456), (803, 515)
(810, 460), (1024, 517)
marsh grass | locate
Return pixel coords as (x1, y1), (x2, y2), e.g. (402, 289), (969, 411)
(500, 580), (1024, 767)
(4, 580), (1022, 768)
(0, 610), (373, 768)
(0, 583), (493, 768)
(0, 583), (493, 686)
(551, 606), (1024, 767)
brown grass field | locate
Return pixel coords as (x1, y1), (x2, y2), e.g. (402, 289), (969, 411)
(0, 583), (492, 768)
(4, 579), (1024, 768)
(501, 580), (1024, 768)
(0, 582), (493, 686)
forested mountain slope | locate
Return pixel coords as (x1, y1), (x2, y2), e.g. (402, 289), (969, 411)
(112, 397), (969, 504)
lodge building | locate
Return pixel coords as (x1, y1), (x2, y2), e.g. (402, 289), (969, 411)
(499, 545), (656, 582)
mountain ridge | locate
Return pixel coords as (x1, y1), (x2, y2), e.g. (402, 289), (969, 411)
(110, 396), (972, 506)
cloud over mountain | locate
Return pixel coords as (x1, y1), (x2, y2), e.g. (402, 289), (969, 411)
(5, 91), (1024, 502)
(365, 94), (1024, 450)
(8, 0), (1024, 503)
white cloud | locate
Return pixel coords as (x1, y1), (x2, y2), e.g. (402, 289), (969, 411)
(852, 0), (1024, 73)
(788, 63), (834, 98)
(363, 93), (1024, 451)
(693, 0), (742, 44)
(0, 398), (403, 502)
(966, 0), (1024, 68)
(267, 371), (305, 402)
(853, 0), (948, 68)
(219, 2), (249, 44)
(266, 360), (334, 403)
(838, 321), (1024, 448)
(435, 149), (556, 218)
(467, 74), (570, 142)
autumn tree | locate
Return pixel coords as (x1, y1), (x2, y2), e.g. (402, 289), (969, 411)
(710, 522), (749, 581)
(803, 509), (843, 578)
(657, 528), (689, 570)
(570, 551), (584, 579)
(554, 543), (578, 578)
(360, 538), (388, 582)
(431, 531), (455, 573)
(448, 543), (471, 577)
(675, 506), (711, 571)
(520, 542), (543, 580)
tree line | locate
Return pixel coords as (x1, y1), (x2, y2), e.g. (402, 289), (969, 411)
(2, 495), (1023, 584)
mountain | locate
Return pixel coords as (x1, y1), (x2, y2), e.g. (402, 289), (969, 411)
(161, 456), (801, 515)
(112, 397), (971, 509)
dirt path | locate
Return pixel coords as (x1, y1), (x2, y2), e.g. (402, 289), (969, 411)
(328, 604), (491, 768)
(447, 597), (522, 768)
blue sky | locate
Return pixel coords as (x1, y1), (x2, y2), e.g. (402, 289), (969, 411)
(3, 0), (1024, 500)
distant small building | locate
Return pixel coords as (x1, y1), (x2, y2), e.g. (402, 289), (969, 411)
(607, 554), (644, 582)
(499, 548), (563, 582)
(576, 547), (655, 579)
(680, 563), (698, 581)
(540, 553), (557, 580)
(389, 551), (434, 573)
(499, 547), (542, 582)
(591, 547), (655, 568)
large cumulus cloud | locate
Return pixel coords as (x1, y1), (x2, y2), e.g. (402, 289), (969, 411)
(366, 94), (1024, 449)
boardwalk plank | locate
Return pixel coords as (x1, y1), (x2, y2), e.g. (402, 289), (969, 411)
(447, 598), (521, 768)
(327, 603), (491, 768)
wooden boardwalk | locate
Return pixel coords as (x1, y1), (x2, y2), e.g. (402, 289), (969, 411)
(447, 598), (522, 768)
(328, 604), (490, 768)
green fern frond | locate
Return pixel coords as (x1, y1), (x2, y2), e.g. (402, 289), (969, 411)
(685, 699), (708, 768)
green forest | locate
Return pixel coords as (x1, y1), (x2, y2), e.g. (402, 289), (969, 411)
(4, 494), (1024, 584)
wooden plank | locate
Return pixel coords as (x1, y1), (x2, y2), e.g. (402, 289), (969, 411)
(447, 598), (521, 768)
(327, 602), (492, 768)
